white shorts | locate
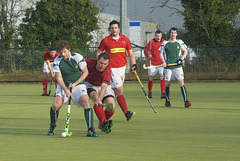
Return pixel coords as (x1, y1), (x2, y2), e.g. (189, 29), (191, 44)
(148, 66), (164, 76)
(43, 61), (53, 73)
(85, 82), (115, 99)
(110, 66), (126, 88)
(164, 67), (184, 81)
(55, 84), (88, 108)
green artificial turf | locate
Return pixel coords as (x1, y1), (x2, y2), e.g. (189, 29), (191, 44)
(0, 82), (240, 161)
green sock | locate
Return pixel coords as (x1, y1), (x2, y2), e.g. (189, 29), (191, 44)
(84, 108), (93, 129)
(180, 85), (188, 102)
(50, 106), (59, 125)
(165, 86), (170, 101)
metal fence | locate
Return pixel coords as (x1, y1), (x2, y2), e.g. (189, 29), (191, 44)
(0, 46), (240, 74)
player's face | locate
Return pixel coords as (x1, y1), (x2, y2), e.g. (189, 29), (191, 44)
(155, 33), (162, 42)
(60, 48), (70, 60)
(50, 50), (56, 57)
(96, 57), (109, 72)
(170, 30), (178, 40)
(110, 24), (120, 37)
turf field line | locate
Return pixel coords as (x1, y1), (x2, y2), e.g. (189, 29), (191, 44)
(0, 104), (46, 111)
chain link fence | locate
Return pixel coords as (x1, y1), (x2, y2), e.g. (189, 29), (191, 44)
(0, 46), (240, 75)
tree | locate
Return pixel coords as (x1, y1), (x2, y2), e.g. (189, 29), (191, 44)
(152, 0), (240, 47)
(19, 0), (99, 48)
(0, 0), (23, 48)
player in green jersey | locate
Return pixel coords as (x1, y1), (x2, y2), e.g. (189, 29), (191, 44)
(47, 40), (98, 137)
(160, 27), (191, 108)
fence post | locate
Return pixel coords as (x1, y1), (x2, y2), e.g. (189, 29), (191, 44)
(32, 48), (34, 74)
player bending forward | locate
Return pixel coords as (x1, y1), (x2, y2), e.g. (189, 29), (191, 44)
(42, 46), (59, 96)
(160, 27), (191, 108)
(85, 52), (115, 134)
(47, 40), (98, 137)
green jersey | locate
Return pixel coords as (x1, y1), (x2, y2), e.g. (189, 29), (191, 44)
(160, 39), (187, 69)
(53, 52), (87, 86)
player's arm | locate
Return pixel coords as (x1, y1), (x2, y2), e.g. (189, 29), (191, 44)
(56, 72), (72, 99)
(160, 51), (167, 67)
(144, 41), (150, 57)
(96, 49), (103, 58)
(71, 66), (88, 89)
(177, 46), (188, 65)
(96, 82), (108, 105)
(127, 49), (137, 73)
(46, 60), (54, 78)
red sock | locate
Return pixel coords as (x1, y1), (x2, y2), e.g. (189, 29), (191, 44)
(148, 80), (153, 92)
(160, 79), (165, 94)
(55, 80), (58, 88)
(93, 104), (106, 126)
(104, 109), (114, 120)
(42, 79), (48, 93)
(117, 95), (128, 114)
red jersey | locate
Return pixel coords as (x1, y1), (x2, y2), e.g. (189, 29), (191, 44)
(144, 38), (165, 65)
(98, 33), (132, 68)
(43, 51), (60, 63)
(85, 59), (111, 86)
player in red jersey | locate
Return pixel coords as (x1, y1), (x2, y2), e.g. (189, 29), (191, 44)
(97, 20), (136, 121)
(85, 52), (115, 134)
(144, 30), (166, 99)
(42, 46), (60, 96)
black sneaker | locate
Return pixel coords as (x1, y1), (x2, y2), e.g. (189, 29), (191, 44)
(87, 127), (98, 137)
(165, 100), (171, 107)
(47, 124), (56, 136)
(161, 92), (166, 99)
(42, 93), (49, 96)
(148, 92), (152, 98)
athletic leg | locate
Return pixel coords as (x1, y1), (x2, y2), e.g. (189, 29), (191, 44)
(148, 77), (153, 98)
(48, 96), (64, 136)
(42, 72), (49, 96)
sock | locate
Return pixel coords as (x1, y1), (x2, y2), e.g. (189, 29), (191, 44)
(165, 86), (170, 101)
(160, 79), (165, 94)
(105, 109), (114, 120)
(93, 104), (106, 126)
(84, 108), (93, 129)
(42, 79), (48, 93)
(50, 106), (59, 125)
(117, 95), (128, 115)
(181, 85), (188, 102)
(148, 80), (153, 92)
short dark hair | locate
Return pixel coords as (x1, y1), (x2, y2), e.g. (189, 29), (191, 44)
(56, 40), (71, 52)
(98, 52), (110, 61)
(108, 20), (120, 30)
(155, 30), (161, 35)
(169, 27), (178, 34)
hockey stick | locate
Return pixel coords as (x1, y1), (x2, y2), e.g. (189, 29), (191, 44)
(63, 87), (72, 137)
(48, 78), (54, 96)
(143, 63), (178, 69)
(99, 103), (113, 109)
(134, 71), (157, 113)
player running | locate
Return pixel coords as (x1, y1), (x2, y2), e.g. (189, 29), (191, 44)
(144, 30), (166, 99)
(47, 40), (98, 137)
(97, 20), (137, 121)
(85, 52), (115, 134)
(42, 46), (60, 96)
(160, 27), (191, 108)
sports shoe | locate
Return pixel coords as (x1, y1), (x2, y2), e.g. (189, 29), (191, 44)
(47, 124), (56, 136)
(148, 91), (152, 98)
(165, 100), (171, 107)
(185, 101), (191, 108)
(42, 93), (49, 96)
(126, 111), (136, 121)
(98, 120), (113, 134)
(87, 127), (98, 137)
(161, 92), (166, 99)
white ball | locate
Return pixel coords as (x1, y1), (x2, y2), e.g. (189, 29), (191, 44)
(61, 132), (67, 137)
